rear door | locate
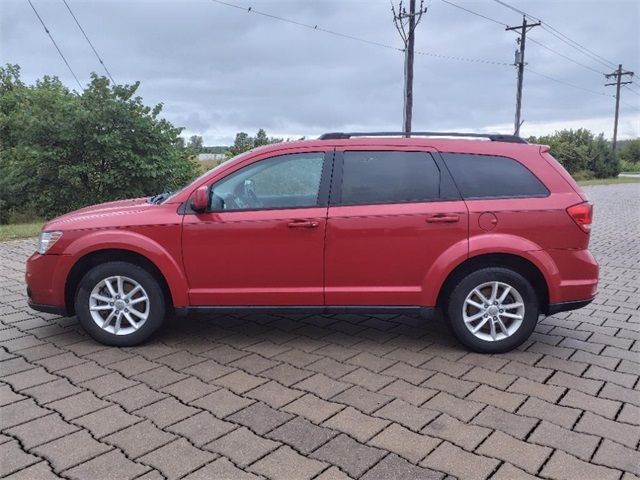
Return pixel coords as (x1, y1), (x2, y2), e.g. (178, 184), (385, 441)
(324, 147), (468, 306)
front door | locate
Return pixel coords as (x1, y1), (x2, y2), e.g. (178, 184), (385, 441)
(325, 147), (468, 306)
(182, 150), (332, 306)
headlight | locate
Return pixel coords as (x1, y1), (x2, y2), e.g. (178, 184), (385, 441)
(37, 231), (63, 255)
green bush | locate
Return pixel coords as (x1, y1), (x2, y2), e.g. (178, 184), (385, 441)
(528, 128), (621, 179)
(620, 160), (640, 173)
(0, 65), (198, 224)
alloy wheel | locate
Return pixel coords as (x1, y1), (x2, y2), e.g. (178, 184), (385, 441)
(88, 275), (150, 335)
(462, 281), (525, 342)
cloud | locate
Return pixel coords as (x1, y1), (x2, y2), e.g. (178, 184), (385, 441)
(1, 0), (638, 144)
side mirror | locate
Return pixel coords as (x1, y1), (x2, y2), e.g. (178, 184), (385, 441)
(190, 185), (209, 212)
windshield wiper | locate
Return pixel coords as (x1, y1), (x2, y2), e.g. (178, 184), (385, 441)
(148, 191), (172, 204)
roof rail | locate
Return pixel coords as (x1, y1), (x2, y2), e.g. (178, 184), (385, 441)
(317, 131), (527, 144)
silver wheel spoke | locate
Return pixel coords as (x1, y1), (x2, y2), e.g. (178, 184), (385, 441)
(472, 316), (490, 333)
(128, 308), (147, 320)
(91, 293), (112, 303)
(467, 299), (484, 310)
(462, 281), (525, 343)
(114, 313), (122, 334)
(89, 275), (149, 336)
(502, 302), (523, 310)
(102, 311), (116, 328)
(464, 311), (485, 323)
(125, 285), (142, 300)
(129, 296), (147, 306)
(90, 305), (112, 311)
(496, 317), (509, 335)
(104, 279), (117, 297)
(123, 311), (139, 330)
(498, 286), (512, 303)
(490, 282), (498, 302)
(473, 288), (490, 305)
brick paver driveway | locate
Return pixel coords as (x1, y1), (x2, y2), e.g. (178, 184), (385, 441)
(1, 183), (638, 480)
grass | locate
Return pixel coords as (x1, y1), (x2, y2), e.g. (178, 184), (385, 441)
(0, 221), (44, 242)
(577, 176), (640, 186)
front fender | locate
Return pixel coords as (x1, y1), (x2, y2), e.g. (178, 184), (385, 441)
(58, 229), (190, 307)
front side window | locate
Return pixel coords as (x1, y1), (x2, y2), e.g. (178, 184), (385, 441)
(442, 153), (549, 199)
(211, 152), (325, 211)
(339, 151), (441, 205)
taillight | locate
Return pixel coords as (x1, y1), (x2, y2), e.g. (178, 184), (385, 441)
(567, 202), (593, 233)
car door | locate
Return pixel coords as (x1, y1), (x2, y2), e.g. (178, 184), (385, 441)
(325, 147), (468, 306)
(182, 149), (333, 306)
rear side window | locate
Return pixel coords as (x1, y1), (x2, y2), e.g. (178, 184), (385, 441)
(340, 151), (440, 205)
(442, 153), (549, 199)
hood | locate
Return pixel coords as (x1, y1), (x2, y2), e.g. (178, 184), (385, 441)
(44, 197), (155, 231)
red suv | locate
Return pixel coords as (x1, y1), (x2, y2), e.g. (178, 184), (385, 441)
(26, 132), (598, 353)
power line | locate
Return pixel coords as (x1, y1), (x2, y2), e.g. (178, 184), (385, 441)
(413, 49), (511, 66)
(491, 0), (619, 71)
(527, 37), (604, 75)
(525, 68), (612, 98)
(62, 0), (115, 84)
(439, 0), (605, 76)
(210, 0), (509, 66)
(440, 0), (507, 27)
(27, 0), (83, 90)
(210, 0), (401, 52)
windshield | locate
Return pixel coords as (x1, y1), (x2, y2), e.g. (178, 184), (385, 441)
(157, 150), (254, 204)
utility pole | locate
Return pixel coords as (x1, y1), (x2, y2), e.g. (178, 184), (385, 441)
(392, 0), (428, 134)
(605, 65), (634, 154)
(506, 16), (540, 136)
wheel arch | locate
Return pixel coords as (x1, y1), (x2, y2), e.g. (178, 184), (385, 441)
(65, 249), (175, 315)
(436, 253), (550, 312)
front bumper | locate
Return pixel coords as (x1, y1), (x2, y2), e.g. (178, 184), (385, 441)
(25, 252), (69, 314)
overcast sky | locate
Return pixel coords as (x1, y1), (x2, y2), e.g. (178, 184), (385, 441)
(2, 0), (639, 145)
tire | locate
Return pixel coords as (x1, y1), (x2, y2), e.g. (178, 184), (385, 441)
(445, 267), (539, 353)
(75, 261), (166, 346)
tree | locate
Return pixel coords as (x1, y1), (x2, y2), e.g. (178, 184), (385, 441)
(226, 129), (283, 158)
(187, 135), (203, 153)
(528, 128), (619, 178)
(0, 65), (198, 223)
(618, 139), (640, 164)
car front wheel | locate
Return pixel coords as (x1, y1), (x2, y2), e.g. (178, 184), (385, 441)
(446, 267), (539, 353)
(75, 261), (166, 346)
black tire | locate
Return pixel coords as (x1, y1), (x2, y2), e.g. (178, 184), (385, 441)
(446, 267), (539, 353)
(75, 261), (166, 346)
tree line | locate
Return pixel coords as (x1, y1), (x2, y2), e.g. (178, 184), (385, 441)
(1, 64), (638, 224)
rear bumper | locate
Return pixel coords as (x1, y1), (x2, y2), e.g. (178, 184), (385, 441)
(545, 248), (599, 304)
(546, 296), (595, 315)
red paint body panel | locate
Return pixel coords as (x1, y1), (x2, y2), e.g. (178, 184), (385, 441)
(182, 207), (327, 305)
(25, 136), (598, 315)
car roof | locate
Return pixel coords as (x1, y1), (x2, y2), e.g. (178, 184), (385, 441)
(251, 136), (542, 157)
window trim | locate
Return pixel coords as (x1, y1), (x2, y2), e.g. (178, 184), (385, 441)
(182, 150), (334, 215)
(330, 149), (460, 207)
(439, 151), (550, 200)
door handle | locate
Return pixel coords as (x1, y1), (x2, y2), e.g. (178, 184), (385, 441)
(287, 220), (319, 228)
(426, 214), (460, 223)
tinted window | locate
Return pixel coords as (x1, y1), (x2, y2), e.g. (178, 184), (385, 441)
(340, 151), (440, 205)
(442, 153), (549, 199)
(211, 153), (324, 210)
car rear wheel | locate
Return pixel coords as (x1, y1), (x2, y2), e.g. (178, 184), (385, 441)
(446, 267), (538, 353)
(75, 261), (166, 346)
